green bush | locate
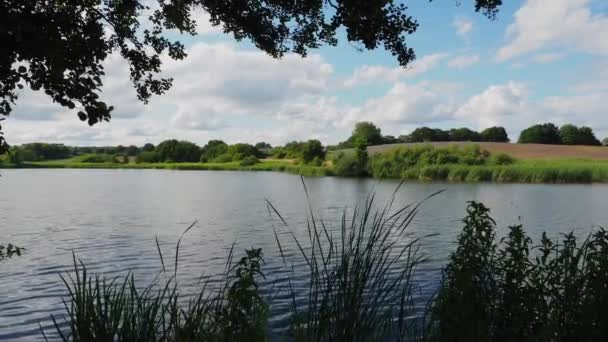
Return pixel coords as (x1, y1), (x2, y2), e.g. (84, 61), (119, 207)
(239, 155), (259, 166)
(75, 153), (118, 163)
(135, 151), (159, 163)
(213, 153), (235, 163)
(428, 201), (608, 341)
(490, 153), (515, 165)
(331, 152), (363, 176)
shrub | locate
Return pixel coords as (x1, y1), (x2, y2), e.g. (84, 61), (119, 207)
(239, 155), (259, 166)
(490, 153), (515, 165)
(331, 152), (363, 176)
(75, 153), (117, 163)
(135, 151), (159, 163)
(213, 153), (234, 163)
(427, 201), (608, 341)
(47, 247), (268, 342)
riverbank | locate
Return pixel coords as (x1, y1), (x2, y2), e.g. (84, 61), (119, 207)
(4, 150), (608, 183)
(0, 159), (333, 176)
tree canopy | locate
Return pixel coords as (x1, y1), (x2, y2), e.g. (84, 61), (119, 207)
(480, 126), (509, 143)
(0, 0), (503, 154)
(518, 123), (561, 144)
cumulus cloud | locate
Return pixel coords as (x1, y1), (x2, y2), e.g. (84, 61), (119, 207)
(342, 53), (448, 87)
(453, 17), (474, 39)
(339, 82), (459, 127)
(448, 55), (480, 69)
(455, 82), (530, 128)
(497, 0), (608, 62)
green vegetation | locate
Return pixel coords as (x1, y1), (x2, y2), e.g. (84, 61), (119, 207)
(399, 125), (510, 144)
(44, 186), (430, 341)
(47, 247), (269, 342)
(428, 201), (608, 341)
(519, 122), (601, 146)
(43, 196), (608, 341)
(355, 144), (608, 183)
(271, 140), (326, 165)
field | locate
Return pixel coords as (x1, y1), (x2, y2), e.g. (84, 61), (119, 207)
(367, 142), (608, 160)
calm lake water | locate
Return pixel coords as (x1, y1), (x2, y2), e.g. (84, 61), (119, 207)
(1, 169), (608, 340)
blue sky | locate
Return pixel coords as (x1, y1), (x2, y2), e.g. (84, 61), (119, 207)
(6, 0), (608, 146)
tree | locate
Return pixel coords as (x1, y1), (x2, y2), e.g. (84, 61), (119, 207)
(301, 140), (325, 164)
(0, 1), (502, 154)
(354, 136), (369, 176)
(125, 145), (140, 157)
(349, 122), (383, 146)
(200, 140), (229, 162)
(449, 128), (481, 142)
(142, 143), (155, 152)
(577, 126), (601, 146)
(518, 123), (561, 144)
(559, 124), (580, 145)
(155, 139), (201, 162)
(382, 135), (399, 144)
(408, 127), (448, 142)
(254, 142), (272, 150)
(480, 126), (510, 142)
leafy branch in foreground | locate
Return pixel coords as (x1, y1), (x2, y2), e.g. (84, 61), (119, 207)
(1, 1), (503, 153)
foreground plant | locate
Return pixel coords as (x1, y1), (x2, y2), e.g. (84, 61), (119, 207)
(44, 244), (268, 342)
(268, 181), (441, 341)
(428, 201), (608, 342)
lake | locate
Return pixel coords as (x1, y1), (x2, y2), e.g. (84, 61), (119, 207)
(1, 169), (608, 340)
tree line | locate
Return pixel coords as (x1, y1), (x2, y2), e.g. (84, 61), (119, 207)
(3, 121), (606, 166)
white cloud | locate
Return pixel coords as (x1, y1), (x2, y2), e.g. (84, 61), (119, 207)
(448, 55), (480, 69)
(453, 18), (474, 38)
(343, 53), (448, 87)
(339, 82), (459, 127)
(497, 0), (608, 62)
(455, 82), (530, 128)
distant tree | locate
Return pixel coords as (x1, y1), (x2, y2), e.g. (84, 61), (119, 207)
(255, 142), (272, 150)
(348, 122), (383, 146)
(449, 128), (481, 142)
(125, 145), (140, 157)
(480, 126), (510, 142)
(200, 140), (229, 162)
(577, 126), (601, 146)
(382, 135), (399, 144)
(398, 134), (412, 143)
(136, 151), (159, 163)
(518, 123), (561, 144)
(155, 140), (201, 162)
(409, 127), (450, 142)
(559, 124), (581, 145)
(14, 143), (72, 161)
(226, 143), (259, 161)
(142, 143), (155, 152)
(433, 129), (451, 142)
(354, 136), (369, 176)
(116, 145), (126, 154)
(301, 140), (325, 164)
(603, 138), (608, 146)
